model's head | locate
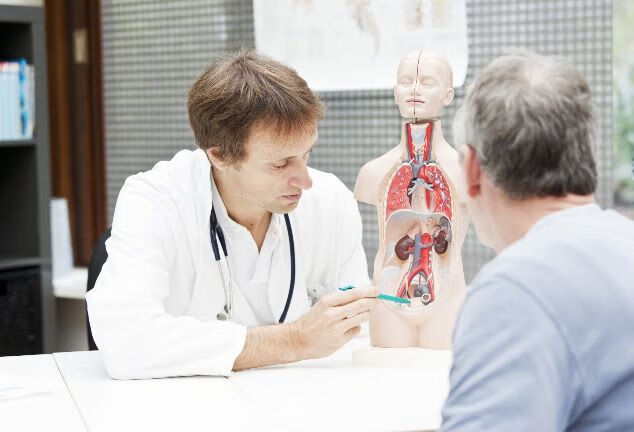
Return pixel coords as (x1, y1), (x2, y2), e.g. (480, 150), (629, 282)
(187, 50), (323, 213)
(455, 51), (597, 247)
(394, 49), (454, 120)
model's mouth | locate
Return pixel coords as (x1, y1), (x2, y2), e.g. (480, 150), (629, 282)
(407, 98), (425, 104)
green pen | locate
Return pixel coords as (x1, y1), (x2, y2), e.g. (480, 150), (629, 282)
(338, 286), (411, 305)
(377, 293), (411, 304)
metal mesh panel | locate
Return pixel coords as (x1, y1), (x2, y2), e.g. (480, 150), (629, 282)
(101, 0), (255, 218)
(102, 0), (612, 283)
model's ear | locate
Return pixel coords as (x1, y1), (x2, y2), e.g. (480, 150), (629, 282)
(206, 147), (230, 170)
(462, 145), (482, 198)
(443, 87), (455, 106)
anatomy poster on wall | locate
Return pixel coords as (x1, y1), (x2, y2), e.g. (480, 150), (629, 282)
(253, 0), (468, 91)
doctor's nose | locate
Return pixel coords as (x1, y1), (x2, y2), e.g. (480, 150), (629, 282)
(290, 162), (313, 190)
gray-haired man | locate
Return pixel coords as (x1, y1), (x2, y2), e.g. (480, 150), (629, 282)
(440, 52), (634, 431)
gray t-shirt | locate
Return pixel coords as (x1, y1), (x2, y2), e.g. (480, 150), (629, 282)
(440, 204), (634, 431)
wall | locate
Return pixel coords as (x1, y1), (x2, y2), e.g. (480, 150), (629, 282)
(101, 0), (613, 281)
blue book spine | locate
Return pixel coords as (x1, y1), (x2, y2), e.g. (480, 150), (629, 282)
(18, 58), (28, 138)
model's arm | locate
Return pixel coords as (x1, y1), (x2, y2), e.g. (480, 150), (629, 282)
(233, 285), (378, 370)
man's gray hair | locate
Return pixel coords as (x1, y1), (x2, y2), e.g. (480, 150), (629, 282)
(453, 51), (597, 199)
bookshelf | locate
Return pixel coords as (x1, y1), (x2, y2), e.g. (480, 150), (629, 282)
(0, 4), (54, 355)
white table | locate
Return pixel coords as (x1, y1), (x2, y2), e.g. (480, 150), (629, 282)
(0, 354), (86, 431)
(53, 351), (285, 431)
(53, 336), (450, 431)
(230, 336), (450, 432)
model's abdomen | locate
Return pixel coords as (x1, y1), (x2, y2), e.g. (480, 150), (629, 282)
(380, 157), (454, 310)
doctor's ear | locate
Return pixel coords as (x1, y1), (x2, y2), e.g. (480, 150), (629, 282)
(206, 147), (231, 170)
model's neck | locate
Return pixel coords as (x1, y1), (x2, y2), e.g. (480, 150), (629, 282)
(399, 119), (446, 161)
(212, 168), (271, 233)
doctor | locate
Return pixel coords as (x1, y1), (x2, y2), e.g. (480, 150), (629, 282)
(87, 50), (378, 379)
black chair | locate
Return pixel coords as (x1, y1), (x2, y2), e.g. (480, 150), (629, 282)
(86, 227), (111, 351)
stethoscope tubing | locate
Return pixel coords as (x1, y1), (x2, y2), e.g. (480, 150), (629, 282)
(210, 207), (295, 323)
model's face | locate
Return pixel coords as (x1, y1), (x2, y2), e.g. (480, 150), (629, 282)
(394, 56), (452, 120)
(225, 125), (317, 214)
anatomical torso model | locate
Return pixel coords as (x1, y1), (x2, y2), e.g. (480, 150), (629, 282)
(354, 50), (468, 350)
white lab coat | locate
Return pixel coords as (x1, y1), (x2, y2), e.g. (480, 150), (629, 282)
(86, 149), (370, 379)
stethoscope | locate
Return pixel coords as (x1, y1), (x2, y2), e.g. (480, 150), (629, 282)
(209, 206), (296, 323)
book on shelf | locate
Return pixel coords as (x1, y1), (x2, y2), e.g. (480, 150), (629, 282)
(0, 58), (35, 141)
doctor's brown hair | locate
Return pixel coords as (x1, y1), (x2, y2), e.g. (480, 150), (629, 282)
(187, 49), (324, 164)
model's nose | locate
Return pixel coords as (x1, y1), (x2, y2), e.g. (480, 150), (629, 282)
(412, 81), (422, 97)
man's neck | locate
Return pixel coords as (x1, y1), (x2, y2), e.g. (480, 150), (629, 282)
(212, 168), (271, 250)
(491, 193), (595, 252)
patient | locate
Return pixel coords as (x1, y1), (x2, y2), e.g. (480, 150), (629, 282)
(440, 52), (634, 430)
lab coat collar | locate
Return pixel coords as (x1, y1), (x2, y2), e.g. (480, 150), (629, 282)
(209, 168), (238, 232)
(193, 149), (213, 238)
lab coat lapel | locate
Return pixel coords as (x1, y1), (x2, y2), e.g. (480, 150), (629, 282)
(268, 213), (310, 323)
(188, 150), (259, 325)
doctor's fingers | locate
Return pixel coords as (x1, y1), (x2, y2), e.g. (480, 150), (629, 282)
(323, 285), (379, 307)
(343, 325), (362, 341)
(340, 310), (371, 332)
(334, 297), (378, 320)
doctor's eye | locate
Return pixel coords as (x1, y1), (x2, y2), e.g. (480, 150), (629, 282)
(272, 161), (290, 170)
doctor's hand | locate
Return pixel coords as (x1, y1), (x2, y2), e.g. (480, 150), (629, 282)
(291, 285), (379, 360)
(232, 285), (378, 371)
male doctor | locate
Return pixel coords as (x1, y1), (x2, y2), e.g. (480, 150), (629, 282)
(87, 50), (378, 379)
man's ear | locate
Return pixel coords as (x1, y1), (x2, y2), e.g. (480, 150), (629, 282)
(443, 87), (455, 106)
(206, 147), (230, 170)
(462, 145), (482, 198)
